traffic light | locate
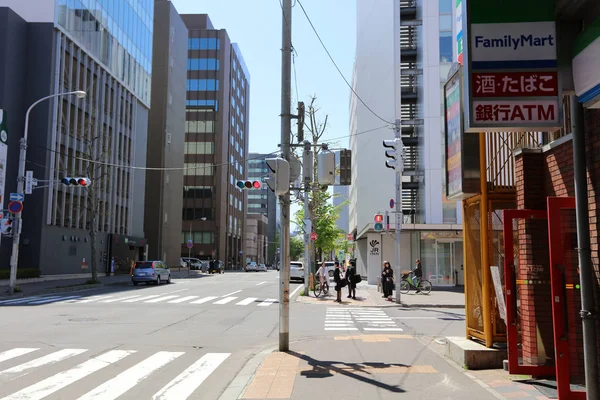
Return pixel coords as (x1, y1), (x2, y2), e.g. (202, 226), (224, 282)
(382, 138), (404, 170)
(236, 180), (262, 189)
(61, 177), (92, 186)
(374, 213), (384, 232)
(265, 157), (290, 196)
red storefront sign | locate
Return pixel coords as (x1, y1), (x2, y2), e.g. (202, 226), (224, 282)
(473, 100), (559, 124)
(472, 71), (558, 98)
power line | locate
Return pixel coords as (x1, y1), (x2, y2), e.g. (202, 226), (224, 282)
(295, 0), (393, 125)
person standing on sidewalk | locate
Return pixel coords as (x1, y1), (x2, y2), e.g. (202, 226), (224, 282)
(333, 261), (343, 303)
(346, 259), (357, 300)
(381, 261), (394, 300)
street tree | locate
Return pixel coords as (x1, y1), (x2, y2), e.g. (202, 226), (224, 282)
(290, 235), (304, 261)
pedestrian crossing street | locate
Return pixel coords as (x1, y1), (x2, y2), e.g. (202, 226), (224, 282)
(324, 307), (404, 332)
(0, 292), (279, 308)
(0, 346), (229, 399)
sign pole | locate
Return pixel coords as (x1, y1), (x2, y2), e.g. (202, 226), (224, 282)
(394, 119), (403, 304)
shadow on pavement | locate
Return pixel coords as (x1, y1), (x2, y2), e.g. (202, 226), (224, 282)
(287, 350), (406, 393)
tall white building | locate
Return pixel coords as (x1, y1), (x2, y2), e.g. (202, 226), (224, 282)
(349, 0), (463, 286)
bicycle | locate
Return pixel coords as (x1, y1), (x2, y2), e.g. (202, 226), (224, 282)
(313, 279), (329, 297)
(399, 272), (432, 295)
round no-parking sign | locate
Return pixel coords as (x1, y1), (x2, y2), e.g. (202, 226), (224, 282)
(8, 201), (23, 214)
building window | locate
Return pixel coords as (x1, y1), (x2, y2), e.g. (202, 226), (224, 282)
(439, 15), (452, 31)
(187, 79), (219, 91)
(184, 163), (214, 176)
(182, 208), (213, 220)
(181, 232), (215, 244)
(187, 58), (220, 70)
(439, 31), (452, 63)
(188, 38), (221, 50)
(183, 186), (214, 198)
(186, 100), (219, 111)
(184, 142), (215, 154)
(185, 120), (215, 133)
(439, 0), (452, 13)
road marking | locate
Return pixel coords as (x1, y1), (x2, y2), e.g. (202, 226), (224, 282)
(0, 296), (47, 305)
(74, 296), (114, 304)
(165, 289), (188, 294)
(325, 324), (355, 327)
(214, 297), (237, 305)
(102, 295), (141, 303)
(28, 295), (81, 305)
(76, 351), (183, 400)
(236, 298), (257, 306)
(0, 350), (134, 400)
(122, 295), (161, 303)
(258, 298), (277, 307)
(290, 285), (303, 299)
(256, 281), (266, 286)
(364, 327), (404, 331)
(325, 327), (358, 331)
(145, 295), (180, 303)
(168, 296), (199, 304)
(0, 349), (87, 381)
(153, 353), (230, 400)
(221, 290), (241, 297)
(0, 348), (39, 364)
(190, 296), (218, 304)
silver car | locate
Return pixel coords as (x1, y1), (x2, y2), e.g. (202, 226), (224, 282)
(132, 261), (171, 285)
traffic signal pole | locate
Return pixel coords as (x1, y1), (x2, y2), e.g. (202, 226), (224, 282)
(394, 119), (403, 305)
(279, 0), (292, 352)
(302, 141), (313, 294)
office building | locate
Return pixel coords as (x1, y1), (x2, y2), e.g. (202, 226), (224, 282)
(245, 214), (268, 264)
(349, 0), (462, 285)
(247, 153), (277, 264)
(0, 1), (152, 275)
(144, 0), (187, 267)
(180, 14), (250, 268)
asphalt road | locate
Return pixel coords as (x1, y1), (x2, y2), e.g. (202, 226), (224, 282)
(0, 270), (302, 400)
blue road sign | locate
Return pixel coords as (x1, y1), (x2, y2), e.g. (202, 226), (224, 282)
(8, 201), (23, 214)
(10, 193), (24, 202)
(187, 240), (193, 249)
(389, 199), (395, 209)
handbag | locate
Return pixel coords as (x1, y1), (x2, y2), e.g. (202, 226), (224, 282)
(355, 275), (362, 283)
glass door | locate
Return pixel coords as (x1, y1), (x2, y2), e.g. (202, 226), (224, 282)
(434, 239), (464, 286)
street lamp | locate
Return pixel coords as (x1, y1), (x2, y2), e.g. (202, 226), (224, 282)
(8, 90), (87, 294)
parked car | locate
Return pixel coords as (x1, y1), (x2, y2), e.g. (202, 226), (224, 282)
(258, 263), (267, 272)
(323, 261), (336, 278)
(290, 261), (304, 282)
(245, 262), (258, 272)
(180, 258), (187, 268)
(132, 261), (171, 285)
(182, 257), (203, 270)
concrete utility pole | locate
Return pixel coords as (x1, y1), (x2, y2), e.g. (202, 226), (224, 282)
(278, 0), (292, 352)
(394, 119), (404, 304)
(302, 141), (313, 292)
(9, 90), (86, 294)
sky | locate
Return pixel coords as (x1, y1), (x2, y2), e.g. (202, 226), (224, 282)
(171, 0), (357, 153)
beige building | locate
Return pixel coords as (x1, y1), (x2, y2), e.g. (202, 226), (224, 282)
(245, 215), (268, 264)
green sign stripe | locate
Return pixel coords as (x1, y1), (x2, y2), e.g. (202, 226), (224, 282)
(456, 0), (461, 7)
(470, 0), (554, 24)
(574, 17), (600, 57)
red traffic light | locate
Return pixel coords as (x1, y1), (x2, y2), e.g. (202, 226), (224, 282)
(252, 181), (261, 189)
(78, 179), (87, 186)
(374, 214), (383, 223)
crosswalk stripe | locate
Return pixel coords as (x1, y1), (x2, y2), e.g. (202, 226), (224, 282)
(221, 290), (241, 297)
(0, 349), (87, 381)
(256, 281), (266, 286)
(153, 353), (230, 400)
(258, 298), (277, 307)
(325, 327), (358, 331)
(145, 295), (180, 303)
(190, 296), (218, 304)
(122, 295), (161, 303)
(0, 350), (134, 400)
(27, 296), (81, 305)
(75, 296), (114, 304)
(364, 327), (404, 331)
(213, 297), (237, 305)
(235, 298), (257, 306)
(0, 348), (39, 364)
(168, 296), (199, 304)
(76, 351), (183, 400)
(102, 295), (141, 303)
(0, 296), (47, 305)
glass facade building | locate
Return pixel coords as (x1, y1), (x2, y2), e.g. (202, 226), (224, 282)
(56, 0), (153, 104)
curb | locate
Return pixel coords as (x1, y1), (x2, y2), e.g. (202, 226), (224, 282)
(217, 347), (276, 400)
(295, 297), (464, 309)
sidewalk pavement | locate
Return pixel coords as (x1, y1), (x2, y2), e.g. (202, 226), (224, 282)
(296, 280), (465, 308)
(233, 334), (554, 400)
(0, 269), (205, 299)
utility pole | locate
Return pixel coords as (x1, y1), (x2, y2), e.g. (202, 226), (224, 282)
(278, 0), (292, 352)
(394, 119), (403, 304)
(302, 140), (313, 293)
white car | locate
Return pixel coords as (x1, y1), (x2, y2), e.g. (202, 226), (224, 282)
(258, 263), (267, 272)
(245, 262), (258, 272)
(290, 261), (304, 282)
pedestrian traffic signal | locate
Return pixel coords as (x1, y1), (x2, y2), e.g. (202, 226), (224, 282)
(236, 180), (262, 189)
(265, 157), (290, 196)
(382, 138), (403, 170)
(61, 177), (92, 186)
(374, 213), (384, 232)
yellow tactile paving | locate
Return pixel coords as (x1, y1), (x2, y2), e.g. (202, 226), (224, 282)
(241, 352), (301, 399)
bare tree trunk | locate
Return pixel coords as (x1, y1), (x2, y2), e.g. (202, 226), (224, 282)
(87, 187), (99, 283)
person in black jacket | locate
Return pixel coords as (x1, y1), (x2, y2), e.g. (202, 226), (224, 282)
(346, 259), (357, 300)
(381, 261), (394, 299)
(333, 261), (343, 303)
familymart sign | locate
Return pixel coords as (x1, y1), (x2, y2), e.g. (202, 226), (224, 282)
(465, 0), (560, 132)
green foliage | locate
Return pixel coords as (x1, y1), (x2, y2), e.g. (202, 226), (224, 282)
(290, 236), (304, 261)
(0, 268), (40, 280)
